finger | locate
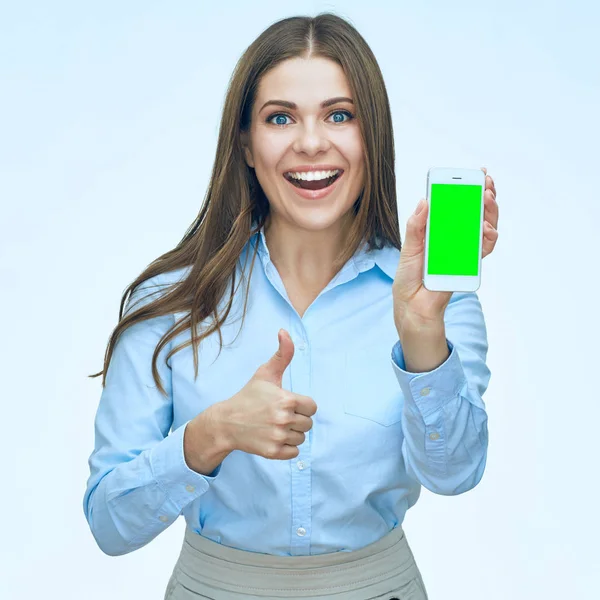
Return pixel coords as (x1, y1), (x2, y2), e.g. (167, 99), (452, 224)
(484, 220), (498, 235)
(482, 221), (499, 258)
(290, 414), (313, 433)
(285, 429), (306, 446)
(481, 168), (497, 199)
(484, 189), (499, 229)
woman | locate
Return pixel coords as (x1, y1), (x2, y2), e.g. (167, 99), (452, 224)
(84, 12), (499, 600)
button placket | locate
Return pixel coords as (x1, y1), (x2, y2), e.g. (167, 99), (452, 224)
(289, 327), (312, 554)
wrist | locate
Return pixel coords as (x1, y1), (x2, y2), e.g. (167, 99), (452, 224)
(207, 401), (236, 454)
(183, 404), (234, 476)
(396, 306), (445, 338)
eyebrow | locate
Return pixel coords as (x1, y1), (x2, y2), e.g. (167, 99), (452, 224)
(259, 96), (354, 113)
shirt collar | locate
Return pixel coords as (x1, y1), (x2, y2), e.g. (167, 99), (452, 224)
(248, 219), (399, 281)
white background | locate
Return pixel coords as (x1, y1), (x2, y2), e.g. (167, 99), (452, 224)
(1, 0), (598, 598)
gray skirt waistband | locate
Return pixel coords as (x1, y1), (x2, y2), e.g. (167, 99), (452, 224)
(165, 525), (429, 599)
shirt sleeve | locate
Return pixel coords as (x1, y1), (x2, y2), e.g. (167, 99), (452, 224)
(390, 291), (491, 496)
(82, 274), (222, 556)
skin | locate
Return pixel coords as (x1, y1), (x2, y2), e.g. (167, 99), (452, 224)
(241, 56), (365, 288)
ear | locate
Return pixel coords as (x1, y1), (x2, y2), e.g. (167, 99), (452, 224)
(240, 131), (255, 169)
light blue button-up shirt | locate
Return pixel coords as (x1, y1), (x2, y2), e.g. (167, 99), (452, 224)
(83, 223), (491, 557)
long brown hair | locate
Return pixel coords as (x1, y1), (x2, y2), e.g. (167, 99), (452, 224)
(89, 12), (402, 397)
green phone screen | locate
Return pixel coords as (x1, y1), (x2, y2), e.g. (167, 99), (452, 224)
(427, 183), (482, 276)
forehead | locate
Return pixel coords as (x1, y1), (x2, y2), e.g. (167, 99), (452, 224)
(256, 57), (351, 104)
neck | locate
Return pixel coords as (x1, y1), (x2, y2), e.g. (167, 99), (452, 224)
(263, 212), (353, 285)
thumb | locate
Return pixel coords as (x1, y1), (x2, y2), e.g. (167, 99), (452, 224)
(253, 329), (295, 387)
(403, 198), (428, 255)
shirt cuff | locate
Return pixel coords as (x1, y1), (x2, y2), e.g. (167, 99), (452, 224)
(149, 420), (222, 513)
(391, 338), (468, 419)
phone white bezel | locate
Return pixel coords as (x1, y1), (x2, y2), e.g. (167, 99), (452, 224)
(423, 167), (485, 292)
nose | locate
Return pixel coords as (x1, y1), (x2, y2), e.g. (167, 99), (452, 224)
(292, 120), (330, 155)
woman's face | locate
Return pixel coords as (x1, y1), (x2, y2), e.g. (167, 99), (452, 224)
(242, 56), (365, 233)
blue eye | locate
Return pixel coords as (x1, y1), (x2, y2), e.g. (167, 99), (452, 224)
(266, 110), (354, 127)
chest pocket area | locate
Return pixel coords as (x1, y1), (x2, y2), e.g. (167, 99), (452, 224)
(342, 346), (404, 427)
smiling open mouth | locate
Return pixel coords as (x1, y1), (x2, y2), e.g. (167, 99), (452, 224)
(284, 171), (343, 190)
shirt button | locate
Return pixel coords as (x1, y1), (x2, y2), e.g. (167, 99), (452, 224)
(159, 515), (169, 522)
(429, 432), (440, 440)
(185, 484), (196, 492)
(297, 461), (306, 470)
(420, 387), (431, 396)
(296, 527), (306, 537)
(297, 342), (306, 351)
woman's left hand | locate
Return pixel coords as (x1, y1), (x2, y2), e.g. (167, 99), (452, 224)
(392, 167), (499, 332)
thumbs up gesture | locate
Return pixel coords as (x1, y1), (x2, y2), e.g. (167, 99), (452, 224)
(217, 329), (318, 460)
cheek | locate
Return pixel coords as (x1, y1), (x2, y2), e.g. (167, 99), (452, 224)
(337, 130), (364, 165)
(253, 131), (289, 165)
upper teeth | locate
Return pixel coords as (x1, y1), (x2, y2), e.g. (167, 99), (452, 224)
(286, 169), (340, 181)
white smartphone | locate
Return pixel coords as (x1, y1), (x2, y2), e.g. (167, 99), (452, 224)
(423, 167), (485, 292)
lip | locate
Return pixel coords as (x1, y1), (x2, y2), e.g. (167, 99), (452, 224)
(283, 164), (345, 174)
(283, 169), (345, 200)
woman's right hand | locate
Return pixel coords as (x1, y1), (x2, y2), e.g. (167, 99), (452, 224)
(215, 329), (317, 460)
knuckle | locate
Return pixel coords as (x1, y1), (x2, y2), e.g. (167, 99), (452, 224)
(272, 429), (287, 443)
(273, 411), (292, 426)
(266, 444), (280, 459)
(280, 394), (297, 410)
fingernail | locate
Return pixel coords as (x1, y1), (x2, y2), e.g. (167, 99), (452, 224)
(414, 199), (425, 214)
